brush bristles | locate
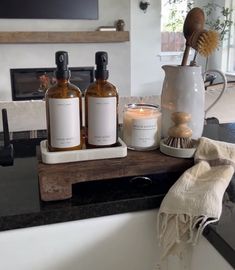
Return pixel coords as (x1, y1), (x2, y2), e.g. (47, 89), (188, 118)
(197, 30), (219, 57)
(164, 137), (194, 149)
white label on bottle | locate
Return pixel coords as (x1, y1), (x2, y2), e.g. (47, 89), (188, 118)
(88, 97), (117, 145)
(49, 98), (80, 148)
(131, 118), (157, 148)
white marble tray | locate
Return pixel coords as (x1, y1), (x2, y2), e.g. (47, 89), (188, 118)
(40, 138), (127, 164)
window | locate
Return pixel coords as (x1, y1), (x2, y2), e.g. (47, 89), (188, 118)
(161, 0), (234, 74)
(226, 0), (235, 74)
(161, 0), (189, 52)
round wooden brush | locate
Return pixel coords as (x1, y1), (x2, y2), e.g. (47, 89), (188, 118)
(164, 112), (194, 148)
(189, 30), (219, 57)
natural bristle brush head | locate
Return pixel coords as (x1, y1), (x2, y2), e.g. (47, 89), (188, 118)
(189, 30), (219, 57)
(164, 112), (194, 149)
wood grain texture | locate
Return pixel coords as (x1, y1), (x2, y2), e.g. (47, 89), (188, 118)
(0, 31), (130, 43)
(38, 149), (193, 201)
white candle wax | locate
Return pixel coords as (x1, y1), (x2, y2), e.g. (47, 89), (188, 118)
(123, 104), (161, 150)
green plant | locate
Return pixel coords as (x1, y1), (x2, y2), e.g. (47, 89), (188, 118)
(164, 8), (184, 32)
(164, 0), (234, 44)
(203, 3), (233, 43)
(162, 0), (193, 32)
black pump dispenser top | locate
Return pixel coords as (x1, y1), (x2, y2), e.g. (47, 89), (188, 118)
(95, 51), (109, 80)
(55, 51), (70, 79)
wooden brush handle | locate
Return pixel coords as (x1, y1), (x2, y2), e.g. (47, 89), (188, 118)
(181, 45), (190, 66)
(168, 112), (192, 138)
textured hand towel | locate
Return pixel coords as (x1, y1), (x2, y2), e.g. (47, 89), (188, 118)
(157, 137), (235, 259)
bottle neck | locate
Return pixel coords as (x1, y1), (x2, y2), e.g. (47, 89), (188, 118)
(55, 69), (70, 82)
(56, 77), (69, 84)
(95, 69), (109, 81)
(96, 78), (107, 83)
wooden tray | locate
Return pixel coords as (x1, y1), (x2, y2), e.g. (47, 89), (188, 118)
(38, 146), (193, 201)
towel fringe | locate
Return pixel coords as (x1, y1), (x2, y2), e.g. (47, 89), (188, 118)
(193, 216), (218, 244)
(175, 214), (180, 243)
(158, 212), (219, 248)
(187, 215), (194, 243)
(157, 212), (169, 241)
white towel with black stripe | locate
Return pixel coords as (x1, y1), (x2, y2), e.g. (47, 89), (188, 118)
(157, 137), (235, 259)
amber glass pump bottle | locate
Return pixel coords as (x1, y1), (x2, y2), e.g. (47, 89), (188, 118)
(85, 51), (119, 148)
(45, 51), (82, 152)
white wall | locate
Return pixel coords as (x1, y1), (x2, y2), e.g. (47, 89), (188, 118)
(0, 1), (226, 101)
(130, 0), (163, 96)
(0, 1), (168, 101)
(0, 0), (131, 100)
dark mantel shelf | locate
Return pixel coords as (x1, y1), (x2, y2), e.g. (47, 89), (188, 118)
(0, 31), (130, 44)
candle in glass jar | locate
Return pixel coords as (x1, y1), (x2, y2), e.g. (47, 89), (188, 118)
(123, 104), (161, 150)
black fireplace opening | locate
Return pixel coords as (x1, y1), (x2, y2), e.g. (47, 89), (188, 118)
(10, 67), (94, 101)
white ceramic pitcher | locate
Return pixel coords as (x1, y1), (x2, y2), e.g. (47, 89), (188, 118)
(161, 65), (227, 139)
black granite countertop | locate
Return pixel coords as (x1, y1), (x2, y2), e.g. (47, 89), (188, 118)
(0, 122), (235, 268)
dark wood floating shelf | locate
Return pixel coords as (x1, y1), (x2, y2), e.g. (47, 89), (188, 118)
(0, 31), (130, 44)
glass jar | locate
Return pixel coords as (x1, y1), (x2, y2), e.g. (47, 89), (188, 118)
(122, 104), (161, 151)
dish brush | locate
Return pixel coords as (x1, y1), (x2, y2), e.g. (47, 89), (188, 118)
(164, 112), (194, 148)
(189, 30), (219, 65)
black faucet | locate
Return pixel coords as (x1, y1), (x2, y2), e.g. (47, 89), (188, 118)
(0, 109), (14, 166)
